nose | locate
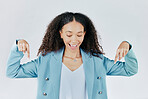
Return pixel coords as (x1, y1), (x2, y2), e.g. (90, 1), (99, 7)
(71, 35), (78, 42)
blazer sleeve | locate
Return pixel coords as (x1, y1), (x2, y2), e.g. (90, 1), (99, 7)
(103, 41), (138, 76)
(6, 39), (41, 78)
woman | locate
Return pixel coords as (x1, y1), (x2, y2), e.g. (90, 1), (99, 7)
(6, 12), (138, 99)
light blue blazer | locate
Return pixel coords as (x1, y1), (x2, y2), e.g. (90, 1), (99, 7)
(6, 40), (138, 99)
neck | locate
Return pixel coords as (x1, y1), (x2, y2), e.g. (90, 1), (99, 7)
(64, 47), (81, 58)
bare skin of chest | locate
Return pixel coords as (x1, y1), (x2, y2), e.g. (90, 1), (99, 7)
(62, 57), (83, 72)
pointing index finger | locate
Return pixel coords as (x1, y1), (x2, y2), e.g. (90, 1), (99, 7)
(26, 44), (30, 59)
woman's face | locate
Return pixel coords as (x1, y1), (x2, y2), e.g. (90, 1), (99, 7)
(59, 20), (86, 51)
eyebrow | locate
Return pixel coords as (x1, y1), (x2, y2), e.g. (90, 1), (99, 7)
(65, 31), (83, 33)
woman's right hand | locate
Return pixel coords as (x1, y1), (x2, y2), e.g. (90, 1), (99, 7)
(17, 39), (30, 58)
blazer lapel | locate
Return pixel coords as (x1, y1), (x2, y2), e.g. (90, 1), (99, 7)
(80, 48), (94, 99)
(51, 46), (94, 99)
(50, 46), (64, 99)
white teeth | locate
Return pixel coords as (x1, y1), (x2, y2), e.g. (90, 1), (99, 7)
(70, 44), (77, 47)
(71, 45), (77, 47)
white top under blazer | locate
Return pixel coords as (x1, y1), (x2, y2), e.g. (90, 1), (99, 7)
(59, 63), (88, 99)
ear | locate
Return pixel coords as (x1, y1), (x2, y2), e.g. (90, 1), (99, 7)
(84, 31), (86, 36)
(59, 30), (63, 38)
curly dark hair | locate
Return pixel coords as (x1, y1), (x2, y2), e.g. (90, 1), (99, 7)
(37, 12), (105, 59)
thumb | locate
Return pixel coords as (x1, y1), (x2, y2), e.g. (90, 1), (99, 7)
(114, 53), (118, 64)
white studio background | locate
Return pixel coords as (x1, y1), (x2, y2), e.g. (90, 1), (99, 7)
(0, 0), (147, 99)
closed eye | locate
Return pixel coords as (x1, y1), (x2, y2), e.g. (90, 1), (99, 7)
(67, 35), (72, 37)
(67, 35), (82, 37)
(77, 35), (82, 37)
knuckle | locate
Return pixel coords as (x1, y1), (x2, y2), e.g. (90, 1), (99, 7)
(117, 49), (121, 52)
(27, 44), (29, 47)
(26, 44), (29, 48)
(19, 43), (22, 46)
(22, 43), (25, 46)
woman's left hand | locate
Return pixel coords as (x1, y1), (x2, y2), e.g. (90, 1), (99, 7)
(114, 41), (130, 64)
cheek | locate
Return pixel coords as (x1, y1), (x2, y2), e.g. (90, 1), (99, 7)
(79, 37), (84, 42)
(63, 37), (70, 43)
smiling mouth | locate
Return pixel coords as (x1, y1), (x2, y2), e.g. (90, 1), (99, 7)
(69, 43), (78, 47)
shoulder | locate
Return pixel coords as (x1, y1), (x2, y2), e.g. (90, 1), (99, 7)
(92, 53), (104, 60)
(92, 54), (105, 63)
(38, 51), (53, 60)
